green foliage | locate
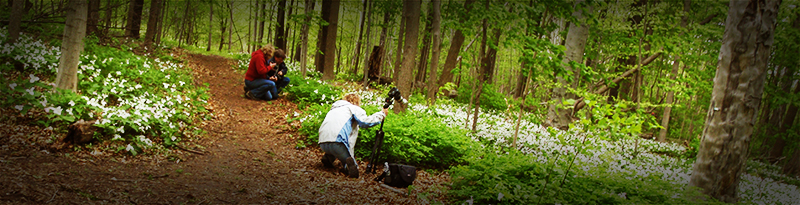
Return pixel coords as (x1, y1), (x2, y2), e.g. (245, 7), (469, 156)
(296, 104), (479, 168)
(284, 73), (340, 107)
(448, 149), (718, 205)
(455, 83), (508, 111)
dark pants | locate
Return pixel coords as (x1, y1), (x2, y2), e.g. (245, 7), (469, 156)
(244, 79), (276, 100)
(320, 142), (356, 168)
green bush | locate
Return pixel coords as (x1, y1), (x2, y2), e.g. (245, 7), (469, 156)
(455, 83), (508, 111)
(296, 104), (479, 168)
(284, 73), (341, 107)
(448, 149), (717, 204)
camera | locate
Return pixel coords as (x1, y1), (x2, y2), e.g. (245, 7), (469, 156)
(383, 87), (402, 108)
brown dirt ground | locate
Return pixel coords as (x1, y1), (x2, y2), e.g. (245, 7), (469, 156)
(0, 52), (451, 204)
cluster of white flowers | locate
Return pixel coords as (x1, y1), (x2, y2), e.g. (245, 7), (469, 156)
(330, 88), (800, 204)
(0, 29), (60, 72)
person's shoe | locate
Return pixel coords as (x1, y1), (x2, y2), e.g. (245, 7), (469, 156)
(345, 157), (359, 178)
(245, 91), (257, 100)
(321, 155), (335, 168)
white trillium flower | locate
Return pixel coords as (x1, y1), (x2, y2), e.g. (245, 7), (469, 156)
(29, 74), (39, 83)
(9, 83), (17, 90)
(14, 105), (24, 111)
(68, 100), (75, 106)
(314, 89), (318, 94)
(126, 144), (135, 152)
(112, 134), (122, 140)
(25, 87), (35, 96)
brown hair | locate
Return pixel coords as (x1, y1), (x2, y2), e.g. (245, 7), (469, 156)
(273, 49), (286, 59)
(344, 93), (361, 106)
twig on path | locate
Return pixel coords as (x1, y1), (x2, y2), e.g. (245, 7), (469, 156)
(46, 190), (58, 203)
(110, 177), (136, 182)
(177, 145), (206, 155)
(215, 197), (231, 203)
(379, 184), (407, 196)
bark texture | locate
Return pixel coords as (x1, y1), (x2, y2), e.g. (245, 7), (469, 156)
(546, 0), (591, 130)
(395, 0), (421, 113)
(688, 0), (780, 203)
(426, 0), (442, 104)
(56, 0), (88, 92)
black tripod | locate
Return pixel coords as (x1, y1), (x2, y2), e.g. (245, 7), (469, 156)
(366, 119), (385, 174)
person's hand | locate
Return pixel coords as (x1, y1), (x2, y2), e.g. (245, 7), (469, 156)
(277, 71), (283, 76)
(382, 108), (389, 115)
(269, 76), (278, 81)
(269, 62), (277, 68)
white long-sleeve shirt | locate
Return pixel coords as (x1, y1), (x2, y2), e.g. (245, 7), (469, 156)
(318, 100), (385, 158)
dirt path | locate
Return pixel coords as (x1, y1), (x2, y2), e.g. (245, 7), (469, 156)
(0, 52), (448, 204)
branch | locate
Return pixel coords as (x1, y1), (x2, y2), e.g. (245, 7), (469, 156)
(573, 52), (662, 112)
(698, 13), (718, 26)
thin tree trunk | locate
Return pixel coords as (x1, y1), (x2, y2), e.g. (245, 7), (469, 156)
(300, 0), (314, 78)
(86, 0), (100, 36)
(392, 3), (408, 84)
(361, 0), (373, 86)
(395, 0), (420, 113)
(416, 4), (434, 87)
(426, 0), (441, 103)
(228, 0), (233, 51)
(145, 0), (163, 47)
(207, 0), (213, 51)
(350, 0), (368, 76)
(56, 0), (87, 92)
(125, 0), (144, 38)
(689, 0), (780, 202)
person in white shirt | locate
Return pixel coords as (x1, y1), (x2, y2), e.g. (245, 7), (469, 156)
(318, 93), (388, 178)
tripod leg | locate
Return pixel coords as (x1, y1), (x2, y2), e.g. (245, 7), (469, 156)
(368, 130), (385, 173)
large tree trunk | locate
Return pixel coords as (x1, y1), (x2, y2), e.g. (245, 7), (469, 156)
(315, 0), (331, 73)
(275, 0), (287, 49)
(56, 0), (87, 92)
(125, 0), (144, 39)
(426, 0), (442, 104)
(7, 0), (24, 44)
(658, 0), (691, 142)
(395, 0), (420, 113)
(145, 0), (163, 47)
(768, 83), (799, 163)
(784, 147), (800, 176)
(300, 0), (314, 77)
(546, 0), (591, 130)
(320, 0), (340, 81)
(437, 0), (474, 88)
(689, 0), (780, 203)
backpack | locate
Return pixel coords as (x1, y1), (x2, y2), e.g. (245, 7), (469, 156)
(375, 163), (417, 188)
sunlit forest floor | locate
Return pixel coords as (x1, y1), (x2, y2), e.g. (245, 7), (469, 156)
(0, 52), (449, 204)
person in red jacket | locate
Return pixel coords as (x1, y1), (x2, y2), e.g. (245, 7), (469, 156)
(244, 45), (278, 100)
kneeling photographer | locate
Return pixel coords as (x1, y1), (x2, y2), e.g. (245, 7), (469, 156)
(318, 93), (388, 178)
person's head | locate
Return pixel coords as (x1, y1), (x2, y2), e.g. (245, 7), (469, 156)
(343, 93), (361, 106)
(260, 45), (275, 59)
(273, 49), (286, 63)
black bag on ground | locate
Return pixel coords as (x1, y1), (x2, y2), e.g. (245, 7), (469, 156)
(375, 163), (417, 188)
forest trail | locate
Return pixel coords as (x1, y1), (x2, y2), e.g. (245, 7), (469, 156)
(0, 52), (447, 204)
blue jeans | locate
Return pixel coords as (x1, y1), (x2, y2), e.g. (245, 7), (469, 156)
(244, 79), (276, 100)
(320, 142), (354, 168)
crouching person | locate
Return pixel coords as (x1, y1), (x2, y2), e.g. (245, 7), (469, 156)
(318, 93), (388, 178)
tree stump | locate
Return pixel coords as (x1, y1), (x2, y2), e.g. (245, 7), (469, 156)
(65, 119), (98, 144)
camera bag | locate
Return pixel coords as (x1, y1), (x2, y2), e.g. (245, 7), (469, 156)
(375, 163), (417, 188)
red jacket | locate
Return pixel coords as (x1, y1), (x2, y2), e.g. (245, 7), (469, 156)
(245, 50), (273, 81)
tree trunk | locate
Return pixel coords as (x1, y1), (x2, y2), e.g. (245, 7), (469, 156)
(426, 0), (441, 104)
(784, 147), (800, 176)
(218, 17), (226, 51)
(350, 0), (368, 76)
(103, 0), (113, 35)
(56, 0), (87, 92)
(395, 0), (420, 113)
(546, 0), (591, 130)
(320, 0), (340, 81)
(125, 0), (144, 39)
(275, 0), (287, 49)
(315, 0), (331, 73)
(438, 0), (474, 88)
(658, 0), (691, 142)
(144, 0), (163, 47)
(227, 0), (233, 51)
(300, 0), (314, 78)
(86, 0), (100, 36)
(416, 5), (434, 88)
(689, 0), (780, 203)
(392, 3), (408, 84)
(361, 0), (373, 86)
(7, 0), (24, 44)
(768, 84), (799, 163)
(206, 0), (213, 51)
(155, 0), (166, 45)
